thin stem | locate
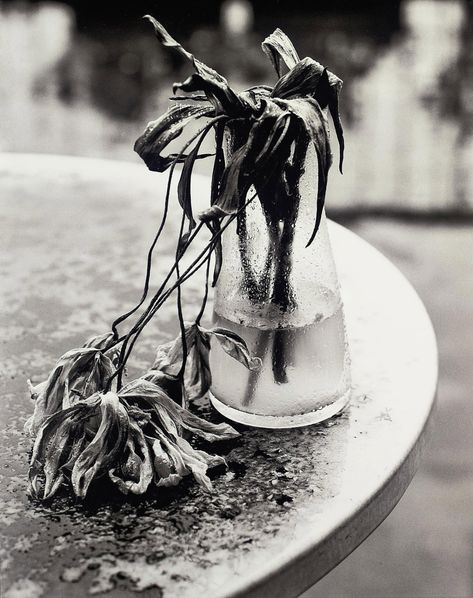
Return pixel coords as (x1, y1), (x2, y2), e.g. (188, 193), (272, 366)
(195, 252), (212, 325)
(113, 222), (204, 390)
(142, 192), (257, 331)
(112, 192), (258, 383)
(115, 242), (214, 382)
(175, 210), (188, 380)
(110, 114), (227, 340)
(113, 220), (204, 388)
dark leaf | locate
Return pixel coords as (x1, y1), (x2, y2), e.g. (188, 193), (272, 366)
(143, 15), (194, 61)
(173, 73), (245, 117)
(71, 392), (129, 498)
(198, 142), (248, 221)
(328, 77), (344, 174)
(134, 103), (213, 172)
(272, 59), (344, 172)
(170, 94), (208, 102)
(207, 327), (261, 371)
(209, 117), (227, 250)
(199, 103), (294, 222)
(178, 117), (225, 229)
(277, 97), (332, 246)
(262, 28), (300, 78)
(206, 220), (223, 287)
(272, 57), (326, 100)
(145, 16), (246, 117)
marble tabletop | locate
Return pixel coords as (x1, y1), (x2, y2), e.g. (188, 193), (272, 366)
(0, 154), (438, 598)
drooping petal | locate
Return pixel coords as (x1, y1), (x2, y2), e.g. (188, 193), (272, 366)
(271, 58), (344, 172)
(199, 102), (293, 222)
(28, 372), (239, 500)
(120, 378), (239, 441)
(173, 436), (224, 491)
(276, 96), (332, 246)
(108, 420), (153, 495)
(262, 28), (300, 78)
(82, 332), (116, 351)
(178, 118), (225, 229)
(153, 432), (189, 487)
(134, 103), (214, 173)
(25, 336), (117, 435)
(149, 438), (181, 487)
(148, 324), (213, 402)
(152, 427), (223, 491)
(28, 396), (101, 499)
(177, 408), (240, 442)
(327, 73), (344, 173)
(141, 369), (183, 404)
(71, 392), (129, 498)
(144, 15), (247, 117)
(151, 323), (197, 376)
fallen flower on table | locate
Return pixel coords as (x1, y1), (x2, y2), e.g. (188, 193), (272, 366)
(27, 375), (241, 500)
(26, 328), (257, 500)
(24, 332), (119, 436)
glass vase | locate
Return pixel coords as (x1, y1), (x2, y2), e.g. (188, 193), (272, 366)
(208, 132), (351, 429)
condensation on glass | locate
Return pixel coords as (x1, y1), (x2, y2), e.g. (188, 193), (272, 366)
(209, 135), (351, 428)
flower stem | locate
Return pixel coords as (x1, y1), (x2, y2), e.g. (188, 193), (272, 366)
(111, 193), (257, 386)
(110, 114), (228, 341)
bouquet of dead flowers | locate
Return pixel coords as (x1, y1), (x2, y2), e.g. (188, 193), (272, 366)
(25, 17), (343, 501)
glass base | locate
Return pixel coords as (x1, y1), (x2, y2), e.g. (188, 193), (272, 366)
(209, 388), (351, 429)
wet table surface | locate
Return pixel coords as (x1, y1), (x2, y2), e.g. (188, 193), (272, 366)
(0, 154), (438, 598)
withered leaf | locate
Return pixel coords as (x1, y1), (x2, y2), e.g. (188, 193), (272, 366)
(25, 334), (117, 435)
(134, 103), (213, 173)
(262, 28), (300, 78)
(207, 327), (262, 371)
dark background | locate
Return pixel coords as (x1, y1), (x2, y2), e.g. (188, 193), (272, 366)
(1, 1), (472, 597)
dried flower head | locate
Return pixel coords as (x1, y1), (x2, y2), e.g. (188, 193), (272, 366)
(25, 332), (118, 435)
(29, 380), (239, 500)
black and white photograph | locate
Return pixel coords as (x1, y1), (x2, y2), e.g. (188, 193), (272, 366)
(0, 0), (471, 596)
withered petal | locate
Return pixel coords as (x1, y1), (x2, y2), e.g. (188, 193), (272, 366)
(262, 28), (300, 78)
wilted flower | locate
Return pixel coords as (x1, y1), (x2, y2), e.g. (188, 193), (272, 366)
(135, 18), (344, 246)
(28, 379), (239, 500)
(25, 332), (119, 435)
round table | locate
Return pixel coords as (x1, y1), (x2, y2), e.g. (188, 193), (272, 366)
(0, 154), (437, 598)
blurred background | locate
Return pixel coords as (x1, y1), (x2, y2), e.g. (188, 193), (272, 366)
(1, 0), (472, 596)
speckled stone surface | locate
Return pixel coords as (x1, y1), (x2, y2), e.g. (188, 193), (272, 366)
(0, 154), (437, 598)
